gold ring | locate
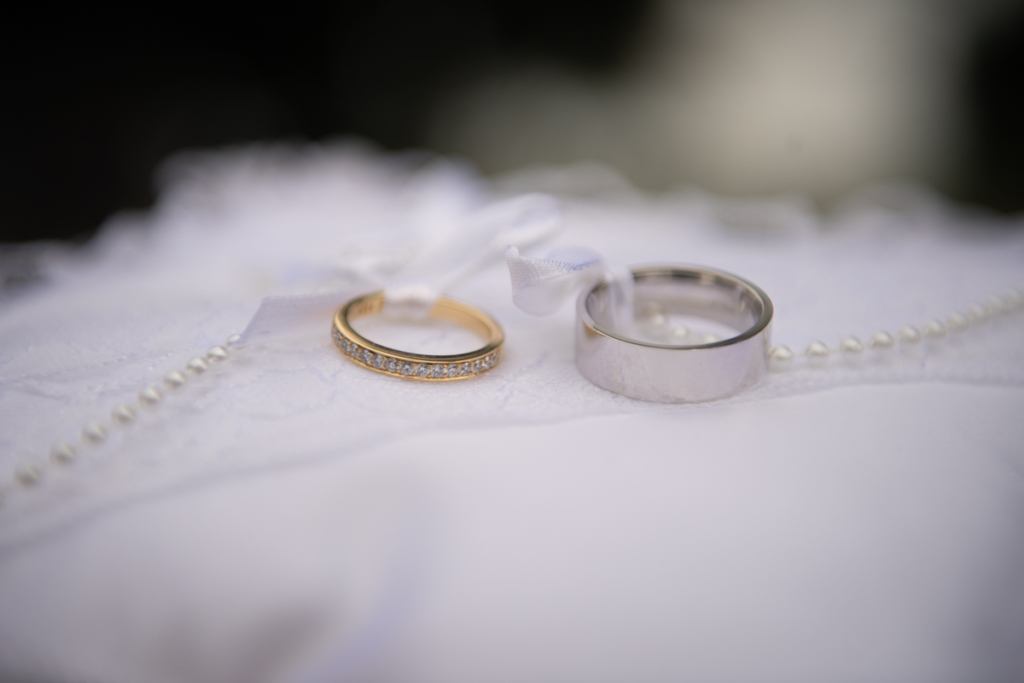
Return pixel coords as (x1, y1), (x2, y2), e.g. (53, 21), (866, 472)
(332, 293), (503, 380)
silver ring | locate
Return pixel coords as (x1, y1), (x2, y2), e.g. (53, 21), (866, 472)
(576, 265), (773, 402)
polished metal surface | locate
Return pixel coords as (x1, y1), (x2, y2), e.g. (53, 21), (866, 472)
(576, 265), (773, 402)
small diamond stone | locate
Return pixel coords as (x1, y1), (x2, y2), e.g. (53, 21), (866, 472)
(446, 364), (459, 378)
(432, 365), (446, 378)
(373, 355), (385, 369)
(472, 359), (482, 373)
(362, 350), (374, 364)
(459, 363), (470, 376)
(400, 362), (414, 376)
(386, 357), (399, 373)
(416, 364), (430, 378)
(348, 344), (360, 357)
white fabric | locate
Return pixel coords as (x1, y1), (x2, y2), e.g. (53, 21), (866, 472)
(505, 245), (602, 316)
(1, 143), (1023, 682)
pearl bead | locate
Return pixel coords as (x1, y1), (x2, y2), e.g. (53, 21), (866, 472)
(922, 319), (946, 339)
(985, 296), (1006, 317)
(670, 325), (690, 340)
(111, 404), (135, 425)
(806, 341), (830, 360)
(50, 442), (76, 466)
(164, 371), (186, 389)
(138, 386), (162, 406)
(14, 463), (42, 487)
(769, 345), (794, 365)
(870, 331), (895, 350)
(840, 337), (864, 354)
(226, 334), (242, 348)
(947, 312), (969, 332)
(206, 346), (228, 362)
(898, 326), (921, 344)
(967, 303), (989, 324)
(186, 357), (209, 374)
(82, 421), (107, 445)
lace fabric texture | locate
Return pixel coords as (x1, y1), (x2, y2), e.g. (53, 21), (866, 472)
(0, 143), (1022, 547)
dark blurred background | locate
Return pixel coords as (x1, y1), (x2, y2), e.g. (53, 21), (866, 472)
(2, 0), (1023, 243)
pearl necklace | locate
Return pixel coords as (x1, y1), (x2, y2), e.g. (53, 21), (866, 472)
(767, 288), (1023, 368)
(5, 333), (242, 499)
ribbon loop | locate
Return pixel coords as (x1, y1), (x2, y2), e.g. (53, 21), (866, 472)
(239, 191), (563, 344)
(505, 245), (635, 327)
(384, 193), (563, 318)
(505, 246), (602, 316)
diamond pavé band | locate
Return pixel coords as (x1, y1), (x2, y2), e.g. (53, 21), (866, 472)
(333, 293), (503, 381)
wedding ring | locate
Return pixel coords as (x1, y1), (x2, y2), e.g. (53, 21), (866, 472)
(332, 293), (503, 380)
(576, 265), (773, 402)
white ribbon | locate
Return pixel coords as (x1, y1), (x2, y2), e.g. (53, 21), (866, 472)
(505, 245), (634, 327)
(383, 194), (561, 318)
(237, 193), (562, 345)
